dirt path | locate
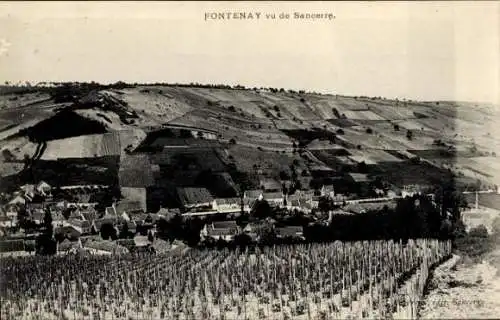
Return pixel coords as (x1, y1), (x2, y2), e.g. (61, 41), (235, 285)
(419, 247), (500, 319)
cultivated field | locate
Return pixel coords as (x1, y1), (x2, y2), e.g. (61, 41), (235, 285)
(40, 133), (121, 160)
(0, 239), (451, 320)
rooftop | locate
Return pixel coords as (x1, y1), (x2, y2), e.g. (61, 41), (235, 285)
(212, 220), (238, 229)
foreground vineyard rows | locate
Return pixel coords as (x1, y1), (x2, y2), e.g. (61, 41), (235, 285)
(0, 239), (452, 320)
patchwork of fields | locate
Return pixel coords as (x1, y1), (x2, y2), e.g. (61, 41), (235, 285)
(0, 85), (499, 194)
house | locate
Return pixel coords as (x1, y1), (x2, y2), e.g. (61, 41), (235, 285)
(177, 187), (214, 211)
(20, 184), (36, 201)
(402, 184), (423, 198)
(4, 204), (19, 218)
(57, 239), (82, 255)
(260, 178), (282, 192)
(275, 226), (304, 240)
(262, 192), (285, 207)
(51, 211), (65, 227)
(310, 195), (321, 209)
(31, 211), (45, 224)
(55, 226), (82, 241)
(244, 189), (263, 201)
(66, 219), (92, 235)
(82, 240), (129, 255)
(117, 218), (137, 235)
(320, 185), (335, 198)
(105, 206), (117, 217)
(9, 195), (26, 206)
(92, 216), (119, 234)
(115, 200), (145, 220)
(68, 210), (85, 220)
(0, 216), (16, 228)
(80, 207), (98, 222)
(212, 197), (246, 213)
(346, 173), (372, 196)
(151, 238), (171, 254)
(26, 202), (45, 214)
(36, 181), (52, 197)
(201, 220), (240, 241)
(242, 222), (272, 242)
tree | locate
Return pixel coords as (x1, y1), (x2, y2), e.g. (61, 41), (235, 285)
(366, 128), (373, 134)
(406, 130), (413, 140)
(119, 221), (130, 239)
(229, 138), (236, 145)
(469, 225), (488, 238)
(393, 124), (400, 131)
(279, 170), (291, 181)
(256, 222), (276, 244)
(101, 223), (117, 240)
(336, 128), (344, 135)
(252, 200), (272, 219)
(234, 233), (253, 247)
(43, 208), (53, 237)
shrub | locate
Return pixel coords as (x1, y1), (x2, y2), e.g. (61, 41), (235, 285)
(469, 225), (489, 238)
(406, 130), (413, 140)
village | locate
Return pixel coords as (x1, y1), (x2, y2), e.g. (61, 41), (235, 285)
(0, 171), (433, 257)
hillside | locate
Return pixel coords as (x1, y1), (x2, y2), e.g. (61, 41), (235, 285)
(0, 84), (498, 194)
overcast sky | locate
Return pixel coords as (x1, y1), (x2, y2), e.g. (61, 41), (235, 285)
(1, 1), (498, 103)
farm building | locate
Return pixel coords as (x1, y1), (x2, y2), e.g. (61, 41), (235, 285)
(275, 226), (305, 240)
(177, 187), (214, 212)
(201, 220), (240, 242)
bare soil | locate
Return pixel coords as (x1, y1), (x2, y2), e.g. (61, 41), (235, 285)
(419, 242), (500, 319)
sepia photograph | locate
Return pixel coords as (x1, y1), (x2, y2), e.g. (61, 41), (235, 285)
(0, 1), (499, 319)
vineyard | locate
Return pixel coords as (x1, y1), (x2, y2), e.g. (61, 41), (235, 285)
(0, 239), (451, 320)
